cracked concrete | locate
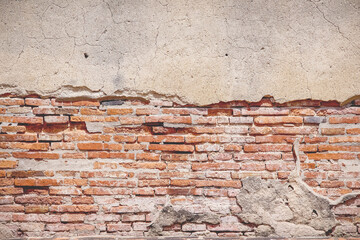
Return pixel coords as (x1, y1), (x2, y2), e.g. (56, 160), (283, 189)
(0, 0), (359, 105)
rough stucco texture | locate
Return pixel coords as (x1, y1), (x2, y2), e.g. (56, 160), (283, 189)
(0, 0), (359, 105)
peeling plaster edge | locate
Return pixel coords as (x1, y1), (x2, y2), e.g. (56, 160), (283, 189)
(0, 86), (359, 107)
(292, 138), (360, 206)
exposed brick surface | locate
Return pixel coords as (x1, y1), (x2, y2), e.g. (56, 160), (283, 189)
(0, 96), (358, 238)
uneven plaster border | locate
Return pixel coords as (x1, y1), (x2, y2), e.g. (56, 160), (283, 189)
(292, 138), (360, 205)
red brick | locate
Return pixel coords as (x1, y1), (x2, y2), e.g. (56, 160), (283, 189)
(138, 180), (169, 187)
(77, 143), (104, 151)
(290, 108), (315, 116)
(80, 108), (106, 115)
(0, 179), (13, 186)
(254, 116), (303, 125)
(244, 144), (292, 152)
(208, 108), (233, 116)
(241, 108), (289, 116)
(0, 98), (24, 105)
(12, 213), (60, 223)
(71, 116), (118, 122)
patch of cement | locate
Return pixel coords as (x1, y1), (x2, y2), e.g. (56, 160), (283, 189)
(236, 177), (336, 237)
(148, 205), (220, 236)
(0, 224), (15, 240)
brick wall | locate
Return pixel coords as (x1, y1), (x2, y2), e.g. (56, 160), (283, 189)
(0, 95), (359, 238)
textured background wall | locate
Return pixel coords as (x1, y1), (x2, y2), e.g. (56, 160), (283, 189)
(0, 96), (359, 238)
(0, 0), (359, 105)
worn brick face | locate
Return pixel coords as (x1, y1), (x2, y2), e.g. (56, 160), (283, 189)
(0, 96), (359, 237)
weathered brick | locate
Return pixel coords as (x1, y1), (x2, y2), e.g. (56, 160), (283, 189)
(254, 116), (302, 125)
(149, 144), (194, 152)
(0, 160), (17, 169)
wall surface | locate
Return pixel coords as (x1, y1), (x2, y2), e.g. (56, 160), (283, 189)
(0, 96), (359, 238)
(0, 0), (360, 105)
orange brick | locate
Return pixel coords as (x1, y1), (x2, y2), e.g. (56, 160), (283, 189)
(62, 153), (86, 159)
(318, 145), (360, 152)
(0, 142), (49, 151)
(113, 135), (136, 143)
(136, 108), (160, 115)
(0, 134), (37, 142)
(320, 181), (345, 188)
(329, 116), (360, 124)
(138, 180), (169, 187)
(12, 152), (59, 159)
(224, 144), (243, 152)
(72, 197), (94, 204)
(7, 171), (53, 178)
(83, 188), (130, 195)
(136, 153), (160, 161)
(321, 128), (345, 135)
(133, 188), (154, 196)
(44, 116), (69, 124)
(346, 181), (360, 189)
(0, 187), (23, 195)
(208, 108), (233, 116)
(192, 163), (240, 171)
(77, 143), (104, 151)
(25, 98), (51, 106)
(138, 135), (184, 143)
(303, 136), (328, 143)
(119, 117), (144, 125)
(52, 99), (99, 107)
(119, 162), (166, 170)
(0, 205), (24, 212)
(107, 108), (133, 115)
(0, 116), (43, 124)
(346, 128), (360, 135)
(70, 115), (119, 122)
(255, 135), (295, 143)
(0, 126), (26, 133)
(244, 144), (292, 152)
(0, 98), (24, 106)
(89, 180), (136, 188)
(329, 136), (360, 143)
(0, 160), (17, 169)
(25, 205), (49, 213)
(0, 179), (14, 186)
(290, 108), (315, 116)
(145, 116), (191, 124)
(61, 214), (85, 223)
(148, 144), (194, 152)
(50, 205), (98, 213)
(80, 108), (106, 115)
(307, 153), (356, 160)
(254, 116), (303, 125)
(161, 154), (189, 161)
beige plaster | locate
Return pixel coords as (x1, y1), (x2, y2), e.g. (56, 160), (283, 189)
(0, 0), (359, 105)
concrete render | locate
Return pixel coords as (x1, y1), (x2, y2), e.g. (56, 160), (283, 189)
(0, 0), (359, 105)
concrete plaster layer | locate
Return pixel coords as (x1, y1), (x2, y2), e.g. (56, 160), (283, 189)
(0, 0), (359, 105)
